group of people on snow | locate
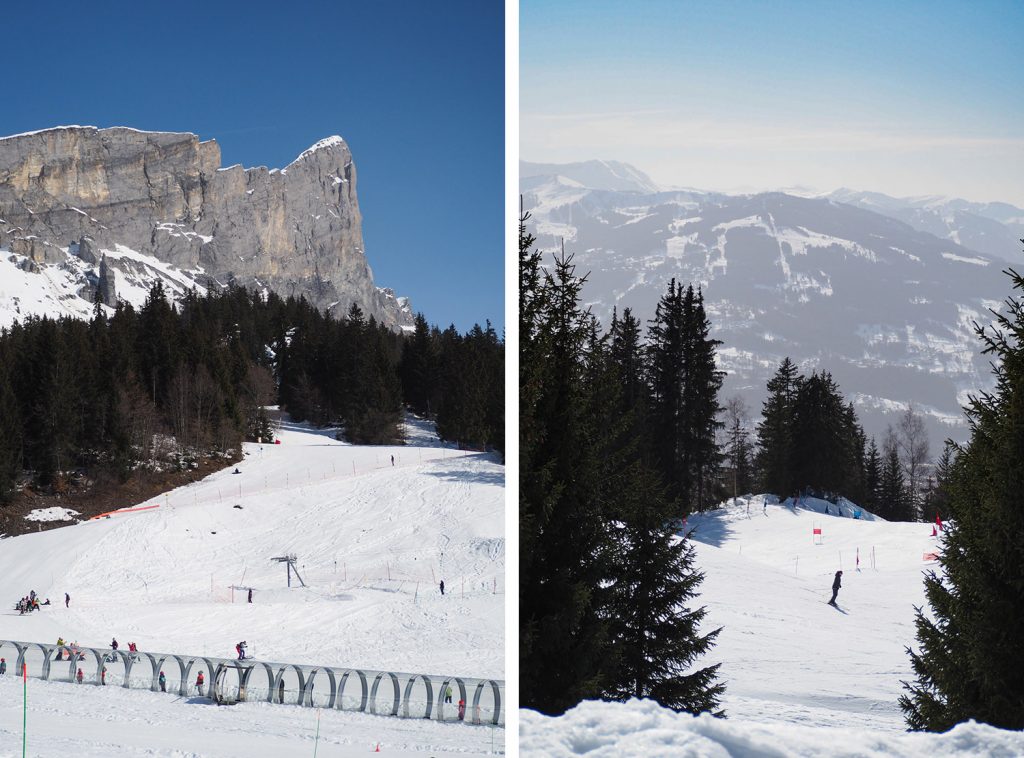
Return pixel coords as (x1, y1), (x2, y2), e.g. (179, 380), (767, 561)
(14, 589), (50, 614)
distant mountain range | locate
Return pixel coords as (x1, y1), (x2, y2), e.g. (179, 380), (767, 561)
(521, 160), (1023, 449)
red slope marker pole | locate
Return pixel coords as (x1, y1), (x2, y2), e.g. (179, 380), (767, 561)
(22, 662), (27, 758)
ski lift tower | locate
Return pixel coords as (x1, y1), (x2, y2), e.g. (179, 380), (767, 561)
(271, 554), (306, 587)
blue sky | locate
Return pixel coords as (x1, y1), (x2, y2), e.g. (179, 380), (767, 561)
(522, 0), (1024, 204)
(3, 0), (504, 332)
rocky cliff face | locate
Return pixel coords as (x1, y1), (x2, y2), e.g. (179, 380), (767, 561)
(0, 126), (412, 328)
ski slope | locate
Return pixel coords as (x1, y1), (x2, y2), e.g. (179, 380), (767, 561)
(0, 415), (505, 756)
(521, 495), (1024, 755)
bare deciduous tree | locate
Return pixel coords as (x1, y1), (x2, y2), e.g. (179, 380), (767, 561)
(723, 396), (750, 507)
(898, 404), (930, 520)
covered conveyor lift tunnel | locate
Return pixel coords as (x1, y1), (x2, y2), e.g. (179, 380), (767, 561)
(0, 639), (504, 726)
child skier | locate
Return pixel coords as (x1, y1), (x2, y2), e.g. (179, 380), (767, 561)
(196, 671), (205, 695)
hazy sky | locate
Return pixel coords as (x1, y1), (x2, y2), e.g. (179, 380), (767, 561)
(4, 0), (503, 332)
(522, 0), (1024, 205)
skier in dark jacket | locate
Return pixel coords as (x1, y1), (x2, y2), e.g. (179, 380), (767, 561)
(828, 570), (843, 606)
(440, 580), (445, 596)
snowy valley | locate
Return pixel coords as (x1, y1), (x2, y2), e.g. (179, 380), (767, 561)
(0, 417), (505, 756)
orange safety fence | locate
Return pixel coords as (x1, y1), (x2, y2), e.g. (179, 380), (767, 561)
(89, 504), (161, 520)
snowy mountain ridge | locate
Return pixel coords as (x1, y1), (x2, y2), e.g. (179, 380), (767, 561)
(521, 162), (1018, 448)
(0, 242), (413, 328)
(0, 126), (414, 329)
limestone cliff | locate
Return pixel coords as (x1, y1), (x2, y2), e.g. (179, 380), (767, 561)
(0, 126), (412, 328)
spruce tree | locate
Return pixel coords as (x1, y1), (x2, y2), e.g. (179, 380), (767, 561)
(606, 459), (725, 714)
(520, 240), (613, 714)
(647, 281), (723, 513)
(0, 363), (22, 502)
(878, 428), (910, 520)
(863, 438), (882, 513)
(900, 267), (1024, 730)
(756, 358), (799, 497)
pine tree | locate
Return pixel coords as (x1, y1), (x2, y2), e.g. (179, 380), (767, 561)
(756, 358), (799, 497)
(790, 372), (853, 497)
(863, 438), (882, 513)
(0, 363), (22, 502)
(878, 428), (910, 521)
(900, 267), (1024, 731)
(647, 281), (723, 513)
(520, 240), (614, 714)
(605, 460), (725, 714)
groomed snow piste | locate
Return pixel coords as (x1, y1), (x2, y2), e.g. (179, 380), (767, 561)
(520, 495), (1024, 756)
(0, 415), (505, 756)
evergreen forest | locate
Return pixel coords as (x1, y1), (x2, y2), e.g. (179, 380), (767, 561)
(0, 282), (503, 503)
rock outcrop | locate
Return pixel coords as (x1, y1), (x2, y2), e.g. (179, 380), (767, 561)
(0, 126), (411, 328)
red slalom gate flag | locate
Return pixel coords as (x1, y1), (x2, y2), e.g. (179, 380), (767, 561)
(936, 513), (943, 531)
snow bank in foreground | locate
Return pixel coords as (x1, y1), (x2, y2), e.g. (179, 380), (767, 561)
(0, 676), (503, 758)
(520, 699), (1024, 757)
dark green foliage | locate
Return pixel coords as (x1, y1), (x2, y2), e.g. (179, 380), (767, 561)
(862, 438), (882, 513)
(920, 445), (955, 524)
(606, 461), (725, 714)
(520, 212), (724, 717)
(755, 358), (799, 496)
(520, 245), (614, 714)
(877, 429), (912, 521)
(0, 280), (501, 493)
(789, 372), (865, 498)
(0, 362), (22, 501)
(647, 281), (724, 513)
(755, 361), (868, 503)
(900, 266), (1024, 731)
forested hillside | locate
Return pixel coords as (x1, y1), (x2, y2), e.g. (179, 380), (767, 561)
(0, 283), (503, 512)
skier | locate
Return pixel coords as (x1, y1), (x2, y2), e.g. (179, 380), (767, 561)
(0, 658), (6, 675)
(390, 455), (395, 466)
(111, 638), (118, 651)
(196, 670), (205, 695)
(828, 570), (843, 606)
(65, 592), (70, 608)
(445, 684), (453, 704)
(101, 666), (107, 685)
(159, 671), (166, 692)
(76, 668), (84, 684)
(440, 580), (445, 596)
(233, 468), (241, 474)
(278, 679), (285, 703)
(247, 588), (253, 604)
(457, 698), (466, 721)
(236, 641), (247, 660)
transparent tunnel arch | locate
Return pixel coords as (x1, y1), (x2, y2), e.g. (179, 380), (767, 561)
(0, 639), (503, 726)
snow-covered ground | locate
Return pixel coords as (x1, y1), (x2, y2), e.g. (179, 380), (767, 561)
(0, 415), (505, 755)
(520, 495), (1023, 755)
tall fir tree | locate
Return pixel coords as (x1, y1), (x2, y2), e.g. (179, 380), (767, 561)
(862, 438), (882, 513)
(520, 239), (613, 714)
(900, 267), (1024, 731)
(878, 428), (911, 521)
(605, 458), (725, 714)
(755, 358), (799, 496)
(647, 281), (723, 513)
